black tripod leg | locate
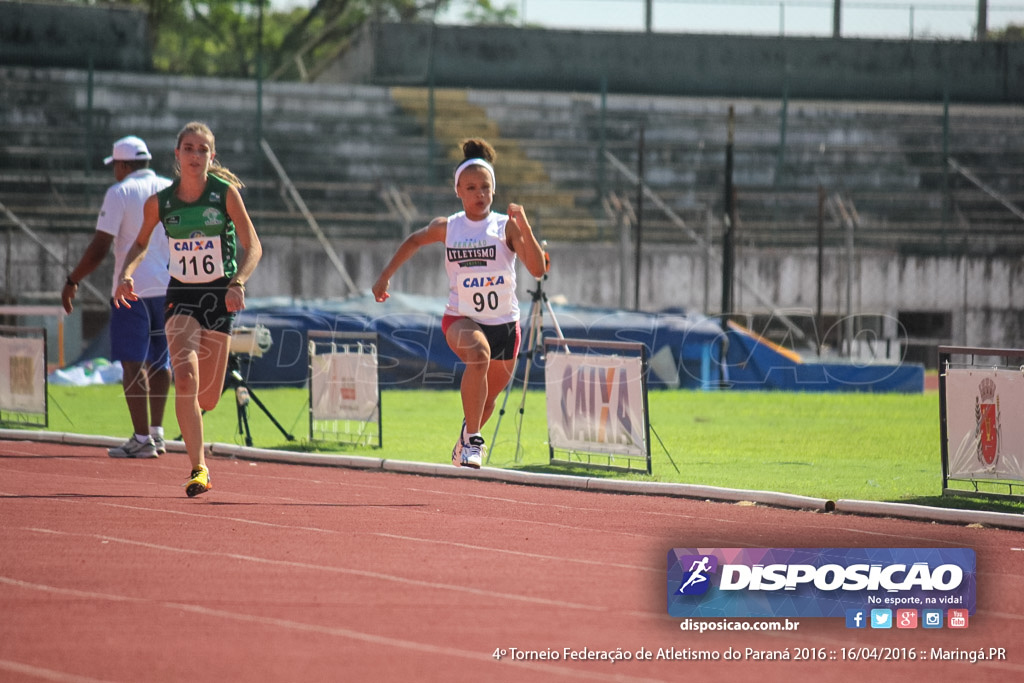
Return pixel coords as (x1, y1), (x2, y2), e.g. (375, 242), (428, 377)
(244, 385), (295, 441)
(512, 301), (544, 462)
(237, 400), (253, 447)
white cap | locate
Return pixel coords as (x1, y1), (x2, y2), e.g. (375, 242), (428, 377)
(104, 136), (152, 165)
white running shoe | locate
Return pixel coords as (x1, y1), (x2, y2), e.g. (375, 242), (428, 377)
(461, 435), (485, 469)
(152, 435), (167, 455)
(108, 436), (158, 459)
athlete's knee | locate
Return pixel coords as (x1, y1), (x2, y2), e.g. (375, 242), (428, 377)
(173, 369), (199, 394)
(195, 385), (222, 411)
(462, 345), (492, 365)
(198, 390), (221, 412)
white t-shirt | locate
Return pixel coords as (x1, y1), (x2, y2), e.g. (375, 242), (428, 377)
(95, 168), (172, 298)
(444, 211), (519, 325)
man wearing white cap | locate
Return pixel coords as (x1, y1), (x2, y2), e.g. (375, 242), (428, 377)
(62, 135), (174, 458)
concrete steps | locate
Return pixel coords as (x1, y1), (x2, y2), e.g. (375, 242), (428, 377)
(2, 67), (1023, 255)
(389, 86), (599, 237)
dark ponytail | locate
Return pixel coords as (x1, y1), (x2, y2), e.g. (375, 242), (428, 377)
(459, 138), (496, 164)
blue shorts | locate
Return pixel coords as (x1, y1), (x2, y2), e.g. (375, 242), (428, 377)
(109, 296), (170, 369)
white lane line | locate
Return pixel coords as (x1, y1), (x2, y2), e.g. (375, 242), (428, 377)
(0, 575), (666, 683)
(99, 502), (341, 533)
(5, 491), (998, 567)
(3, 441), (1019, 544)
(18, 527), (604, 612)
(982, 610), (1024, 621)
(373, 532), (660, 573)
(817, 525), (990, 546)
(8, 465), (1011, 552)
(0, 660), (113, 683)
(96, 497), (982, 554)
(5, 453), (984, 547)
(95, 502), (658, 572)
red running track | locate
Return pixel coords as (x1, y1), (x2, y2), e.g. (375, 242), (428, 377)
(1, 437), (1022, 683)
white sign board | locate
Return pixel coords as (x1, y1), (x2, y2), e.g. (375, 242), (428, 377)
(545, 348), (647, 458)
(310, 345), (379, 423)
(0, 334), (46, 414)
(944, 367), (1024, 482)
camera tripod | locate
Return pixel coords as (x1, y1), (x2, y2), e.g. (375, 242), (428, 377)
(224, 354), (294, 447)
(489, 272), (564, 463)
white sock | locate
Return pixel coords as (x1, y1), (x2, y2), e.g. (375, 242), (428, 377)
(150, 426), (164, 438)
(134, 434), (150, 443)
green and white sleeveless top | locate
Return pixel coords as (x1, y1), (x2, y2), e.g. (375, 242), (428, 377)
(157, 175), (237, 284)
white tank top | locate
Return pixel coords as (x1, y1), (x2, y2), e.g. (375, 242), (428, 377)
(444, 211), (519, 325)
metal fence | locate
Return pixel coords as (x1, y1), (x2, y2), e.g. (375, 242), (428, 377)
(440, 0), (1024, 41)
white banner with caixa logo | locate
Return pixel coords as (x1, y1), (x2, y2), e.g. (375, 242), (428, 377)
(545, 345), (647, 457)
(944, 368), (1024, 482)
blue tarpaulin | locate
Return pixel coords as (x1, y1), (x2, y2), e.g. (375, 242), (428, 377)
(721, 321), (925, 393)
(75, 294), (924, 393)
(234, 294), (725, 390)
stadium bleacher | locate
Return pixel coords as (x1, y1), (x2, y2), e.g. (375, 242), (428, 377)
(3, 66), (1022, 256)
(2, 65), (1024, 368)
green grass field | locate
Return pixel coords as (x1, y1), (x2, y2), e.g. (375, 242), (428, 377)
(33, 384), (1023, 515)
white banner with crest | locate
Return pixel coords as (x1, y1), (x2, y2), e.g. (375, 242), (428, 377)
(0, 334), (46, 414)
(945, 368), (1024, 482)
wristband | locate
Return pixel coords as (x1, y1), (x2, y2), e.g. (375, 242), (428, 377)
(65, 276), (78, 288)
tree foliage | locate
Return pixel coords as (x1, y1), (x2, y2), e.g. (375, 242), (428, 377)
(268, 0), (520, 80)
(459, 0), (517, 26)
(988, 24), (1023, 41)
(64, 1), (517, 79)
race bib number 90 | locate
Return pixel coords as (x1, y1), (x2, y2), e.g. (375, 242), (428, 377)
(169, 235), (224, 283)
(457, 271), (513, 318)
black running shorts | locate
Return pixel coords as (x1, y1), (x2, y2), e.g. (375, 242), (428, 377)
(164, 277), (235, 334)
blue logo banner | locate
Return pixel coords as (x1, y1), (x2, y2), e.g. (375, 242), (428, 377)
(667, 548), (976, 618)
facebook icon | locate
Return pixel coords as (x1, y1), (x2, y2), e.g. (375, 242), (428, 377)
(846, 609), (867, 629)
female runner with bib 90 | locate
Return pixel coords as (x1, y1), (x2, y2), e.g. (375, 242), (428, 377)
(114, 122), (263, 497)
(372, 138), (548, 468)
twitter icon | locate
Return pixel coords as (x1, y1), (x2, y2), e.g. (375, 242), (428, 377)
(870, 609), (893, 629)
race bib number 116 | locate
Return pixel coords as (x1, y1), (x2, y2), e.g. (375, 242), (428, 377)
(169, 235), (224, 283)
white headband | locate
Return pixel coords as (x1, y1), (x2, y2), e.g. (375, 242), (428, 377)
(453, 158), (496, 192)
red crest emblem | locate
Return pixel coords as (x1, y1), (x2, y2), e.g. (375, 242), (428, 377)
(976, 378), (1000, 467)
